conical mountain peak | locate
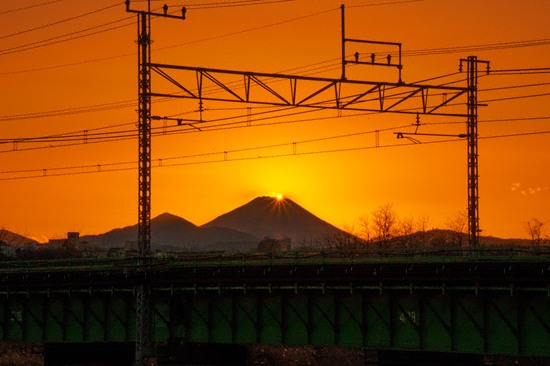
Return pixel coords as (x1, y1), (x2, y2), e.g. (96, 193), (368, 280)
(203, 196), (345, 245)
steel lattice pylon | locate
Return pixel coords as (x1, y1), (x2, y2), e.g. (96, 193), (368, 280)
(135, 9), (153, 366)
(126, 1), (186, 365)
(461, 56), (490, 248)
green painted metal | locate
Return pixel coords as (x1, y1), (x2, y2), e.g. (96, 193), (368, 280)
(147, 288), (548, 357)
(0, 292), (137, 344)
(0, 253), (549, 357)
(0, 288), (549, 357)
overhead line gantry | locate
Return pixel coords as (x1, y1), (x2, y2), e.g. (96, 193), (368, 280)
(124, 2), (488, 364)
(146, 4), (488, 249)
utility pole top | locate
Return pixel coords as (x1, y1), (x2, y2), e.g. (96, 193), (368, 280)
(126, 0), (186, 20)
(340, 4), (403, 83)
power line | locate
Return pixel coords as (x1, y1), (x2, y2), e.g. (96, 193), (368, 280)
(1, 0), (548, 75)
(2, 72), (546, 143)
(0, 17), (134, 56)
(481, 81), (550, 92)
(181, 0), (295, 9)
(348, 0), (424, 8)
(0, 100), (137, 122)
(481, 92), (550, 103)
(0, 57), (410, 122)
(402, 39), (550, 57)
(0, 53), (134, 76)
(0, 106), (389, 150)
(0, 67), (532, 129)
(481, 130), (550, 140)
(3, 127), (549, 181)
(480, 116), (550, 123)
(0, 0), (64, 16)
(0, 2), (121, 40)
(490, 67), (550, 75)
(0, 123), (417, 178)
(0, 107), (342, 152)
(154, 6), (338, 52)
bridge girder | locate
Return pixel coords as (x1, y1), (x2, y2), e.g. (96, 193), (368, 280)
(0, 258), (548, 357)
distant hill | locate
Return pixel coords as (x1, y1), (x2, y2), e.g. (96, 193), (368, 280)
(202, 196), (351, 247)
(80, 197), (352, 251)
(0, 229), (39, 247)
(5, 200), (540, 254)
(81, 212), (257, 251)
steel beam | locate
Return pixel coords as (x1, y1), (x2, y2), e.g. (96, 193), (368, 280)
(149, 64), (469, 118)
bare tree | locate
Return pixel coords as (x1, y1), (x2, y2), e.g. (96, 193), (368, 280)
(357, 215), (371, 243)
(372, 203), (397, 249)
(525, 218), (545, 246)
(394, 216), (415, 249)
(445, 211), (468, 247)
(320, 230), (362, 250)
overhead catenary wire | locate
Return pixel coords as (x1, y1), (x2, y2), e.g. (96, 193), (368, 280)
(1, 0), (548, 74)
(490, 67), (550, 75)
(0, 2), (122, 41)
(0, 17), (135, 57)
(0, 123), (435, 176)
(348, 0), (424, 8)
(481, 92), (550, 103)
(178, 0), (296, 10)
(12, 59), (544, 131)
(0, 107), (351, 151)
(0, 65), (469, 123)
(4, 109), (548, 155)
(1, 74), (548, 149)
(0, 3), (548, 160)
(0, 72), (545, 153)
(0, 0), (64, 16)
(2, 128), (550, 181)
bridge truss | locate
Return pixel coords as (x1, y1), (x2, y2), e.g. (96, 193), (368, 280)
(0, 255), (548, 358)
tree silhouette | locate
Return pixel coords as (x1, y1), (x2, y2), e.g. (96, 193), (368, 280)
(524, 218), (545, 246)
(445, 211), (468, 247)
(371, 203), (397, 250)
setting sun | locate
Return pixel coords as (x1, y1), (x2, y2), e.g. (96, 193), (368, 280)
(267, 192), (284, 201)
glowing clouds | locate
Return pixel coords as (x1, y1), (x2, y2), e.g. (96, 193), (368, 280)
(511, 182), (548, 196)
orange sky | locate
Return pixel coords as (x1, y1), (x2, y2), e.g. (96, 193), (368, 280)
(1, 0), (549, 242)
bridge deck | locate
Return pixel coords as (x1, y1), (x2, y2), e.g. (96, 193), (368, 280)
(0, 250), (549, 357)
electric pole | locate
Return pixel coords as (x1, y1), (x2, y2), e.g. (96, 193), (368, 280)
(460, 56), (489, 248)
(125, 1), (186, 365)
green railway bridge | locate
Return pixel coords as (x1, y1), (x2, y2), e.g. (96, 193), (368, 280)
(0, 251), (549, 363)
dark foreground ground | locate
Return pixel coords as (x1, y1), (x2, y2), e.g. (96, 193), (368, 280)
(1, 342), (550, 366)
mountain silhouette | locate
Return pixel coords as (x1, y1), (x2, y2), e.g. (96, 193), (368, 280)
(82, 212), (257, 251)
(80, 197), (349, 250)
(0, 229), (40, 247)
(202, 196), (348, 247)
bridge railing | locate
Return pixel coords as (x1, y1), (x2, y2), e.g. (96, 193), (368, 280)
(1, 245), (549, 274)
